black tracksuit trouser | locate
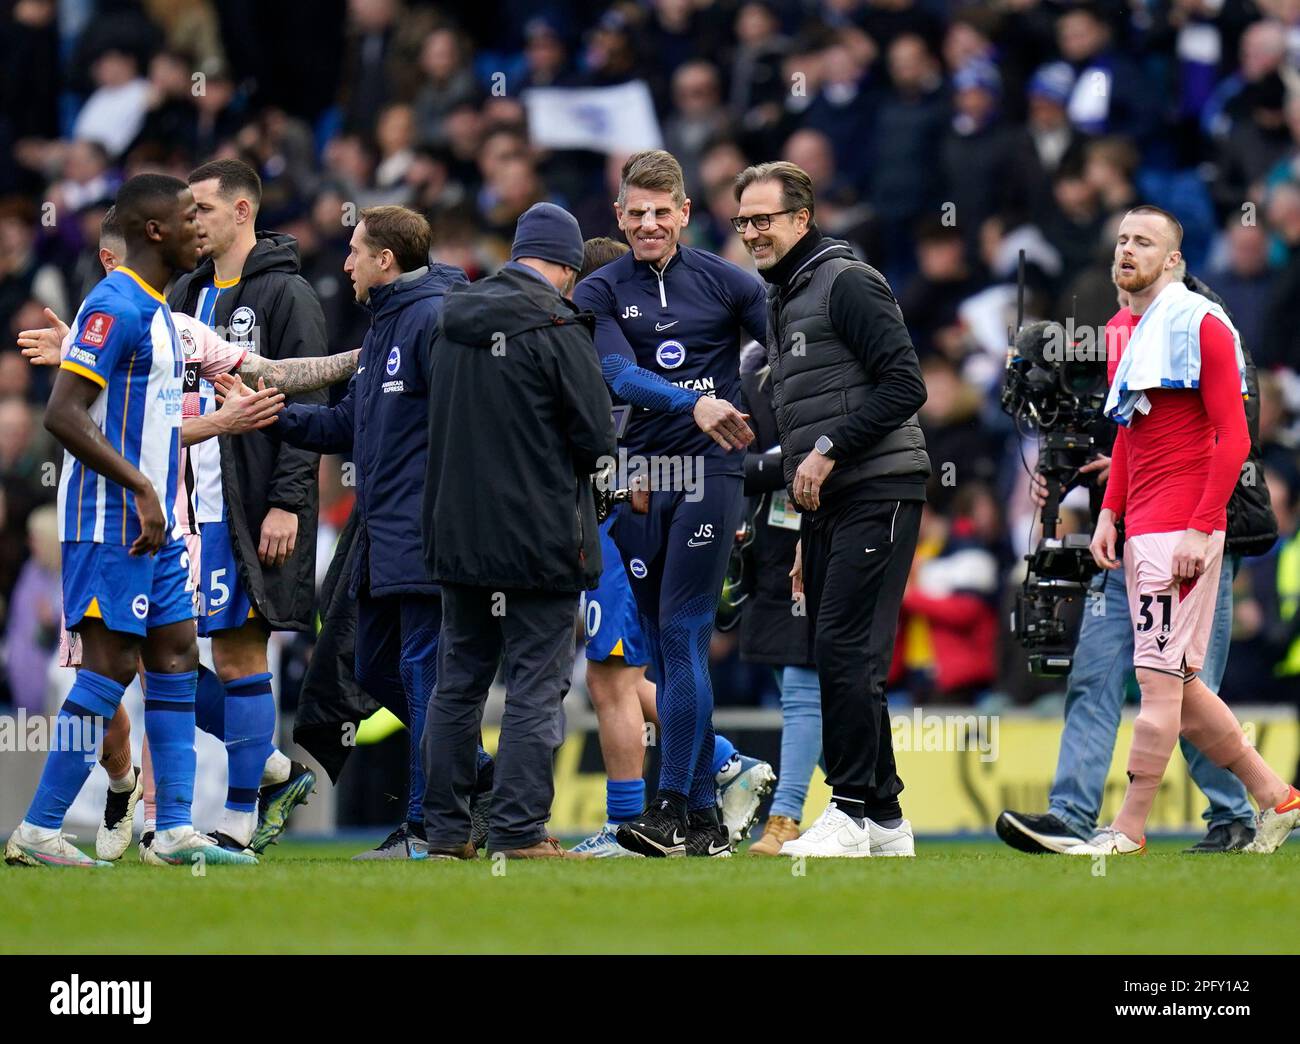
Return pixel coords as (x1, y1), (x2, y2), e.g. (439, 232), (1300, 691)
(801, 490), (922, 821)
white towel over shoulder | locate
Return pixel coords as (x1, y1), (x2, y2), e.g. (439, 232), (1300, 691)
(1103, 280), (1246, 427)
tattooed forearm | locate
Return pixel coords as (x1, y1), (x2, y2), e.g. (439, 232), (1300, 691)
(238, 349), (360, 396)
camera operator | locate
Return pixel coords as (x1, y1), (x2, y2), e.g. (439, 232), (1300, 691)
(998, 267), (1277, 854)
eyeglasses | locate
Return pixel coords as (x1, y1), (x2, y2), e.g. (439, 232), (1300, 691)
(731, 210), (796, 234)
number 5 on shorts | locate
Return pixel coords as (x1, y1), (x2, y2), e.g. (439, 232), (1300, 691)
(209, 567), (230, 610)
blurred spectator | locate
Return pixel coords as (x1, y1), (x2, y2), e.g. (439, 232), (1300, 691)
(1056, 4), (1158, 140)
(413, 26), (481, 146)
(132, 50), (202, 162)
(1211, 218), (1273, 352)
(374, 103), (417, 194)
(901, 487), (1002, 702)
(1207, 19), (1290, 215)
(1042, 163), (1106, 281)
(803, 38), (879, 193)
(72, 47), (152, 159)
(728, 1), (791, 139)
(1223, 467), (1300, 711)
(579, 10), (643, 87)
(517, 17), (574, 90)
(942, 59), (1035, 255)
(1082, 136), (1140, 225)
(899, 221), (979, 361)
(781, 128), (879, 259)
(1261, 180), (1300, 370)
(0, 202), (68, 340)
(1256, 370), (1300, 491)
(664, 61), (730, 197)
(48, 141), (117, 218)
(4, 502), (60, 715)
(870, 33), (948, 283)
(917, 355), (1005, 514)
(1022, 62), (1084, 219)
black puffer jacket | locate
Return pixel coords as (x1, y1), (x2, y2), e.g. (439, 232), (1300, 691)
(169, 232), (326, 631)
(423, 264), (616, 592)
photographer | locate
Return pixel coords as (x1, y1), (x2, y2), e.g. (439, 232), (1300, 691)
(998, 269), (1277, 854)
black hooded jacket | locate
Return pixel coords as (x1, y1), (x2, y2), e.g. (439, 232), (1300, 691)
(423, 263), (616, 592)
(169, 232), (327, 631)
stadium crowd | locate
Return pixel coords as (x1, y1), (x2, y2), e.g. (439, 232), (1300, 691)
(2, 0), (1300, 723)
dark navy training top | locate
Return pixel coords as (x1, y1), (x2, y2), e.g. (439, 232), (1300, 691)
(573, 245), (767, 476)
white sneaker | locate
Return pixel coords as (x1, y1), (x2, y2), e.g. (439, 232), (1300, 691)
(143, 826), (258, 867)
(1066, 827), (1145, 856)
(5, 823), (111, 868)
(1243, 787), (1300, 854)
(716, 754), (777, 845)
(778, 804), (872, 858)
(869, 818), (915, 857)
(96, 767), (142, 861)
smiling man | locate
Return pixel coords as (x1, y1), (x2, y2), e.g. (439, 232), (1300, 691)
(269, 205), (495, 861)
(572, 150), (772, 857)
(735, 160), (929, 858)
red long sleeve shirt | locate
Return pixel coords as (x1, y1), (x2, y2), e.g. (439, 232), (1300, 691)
(1101, 308), (1249, 536)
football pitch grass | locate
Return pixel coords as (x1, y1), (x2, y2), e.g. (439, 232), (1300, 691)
(3, 838), (1297, 954)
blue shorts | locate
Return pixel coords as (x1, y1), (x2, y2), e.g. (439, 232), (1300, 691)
(62, 534), (196, 637)
(583, 519), (649, 666)
(197, 519), (258, 636)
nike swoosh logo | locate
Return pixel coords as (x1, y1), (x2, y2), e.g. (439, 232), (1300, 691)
(865, 547), (877, 553)
(707, 841), (730, 854)
(686, 538), (713, 547)
(672, 830), (685, 844)
(655, 321), (678, 331)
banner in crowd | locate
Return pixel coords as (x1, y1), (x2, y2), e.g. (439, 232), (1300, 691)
(522, 81), (663, 154)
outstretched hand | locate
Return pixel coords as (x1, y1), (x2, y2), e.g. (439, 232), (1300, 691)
(17, 307), (68, 366)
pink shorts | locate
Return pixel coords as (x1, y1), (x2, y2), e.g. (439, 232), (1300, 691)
(56, 531), (203, 668)
(1123, 529), (1226, 674)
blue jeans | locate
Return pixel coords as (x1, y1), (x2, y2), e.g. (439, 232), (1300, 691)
(770, 665), (823, 821)
(1048, 558), (1252, 838)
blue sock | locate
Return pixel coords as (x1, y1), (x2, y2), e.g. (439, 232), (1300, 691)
(144, 670), (198, 831)
(25, 671), (125, 829)
(607, 778), (645, 824)
(223, 672), (275, 812)
(194, 664), (226, 739)
(711, 733), (737, 776)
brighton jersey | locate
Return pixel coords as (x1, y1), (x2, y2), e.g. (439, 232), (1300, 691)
(57, 266), (183, 544)
(189, 278), (239, 522)
(574, 246), (767, 475)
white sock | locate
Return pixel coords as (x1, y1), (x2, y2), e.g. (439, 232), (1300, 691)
(20, 821), (60, 842)
(261, 749), (291, 786)
(108, 767), (136, 792)
(143, 817), (156, 833)
(156, 825), (195, 849)
(218, 808), (256, 847)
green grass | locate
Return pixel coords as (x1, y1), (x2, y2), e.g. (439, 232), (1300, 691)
(3, 839), (1297, 954)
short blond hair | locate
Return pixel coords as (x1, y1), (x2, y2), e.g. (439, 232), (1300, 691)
(618, 150), (686, 207)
